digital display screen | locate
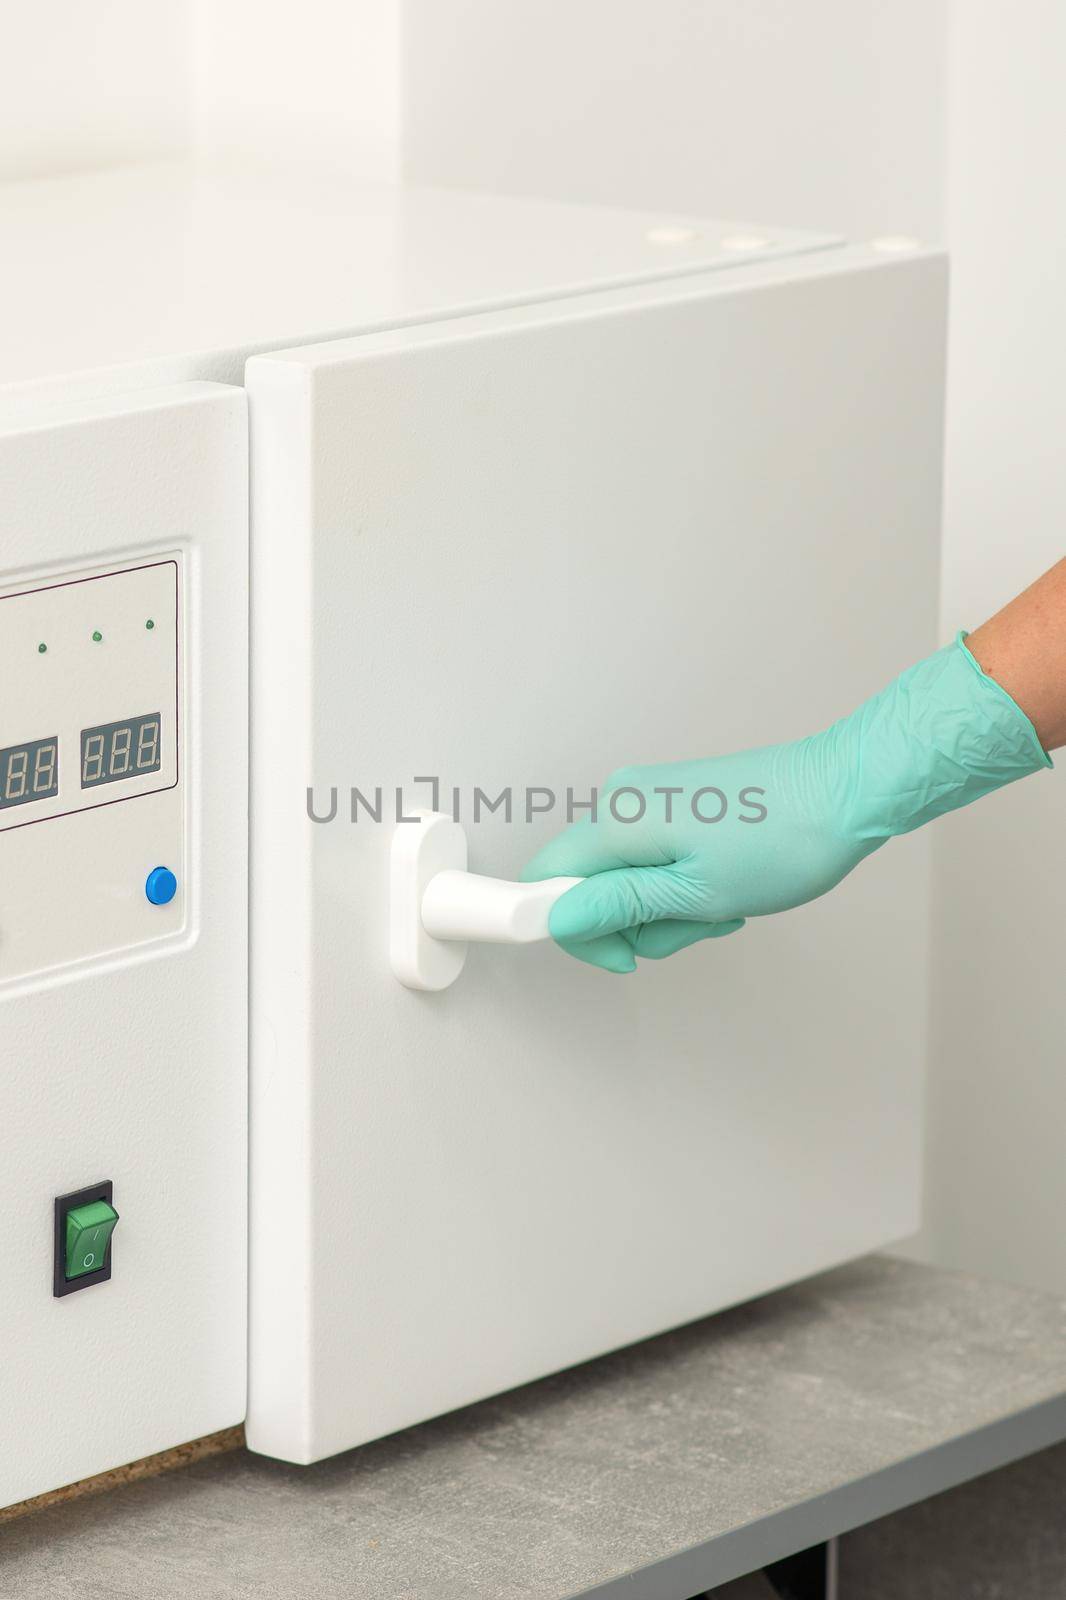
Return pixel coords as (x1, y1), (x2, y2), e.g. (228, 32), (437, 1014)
(81, 712), (162, 789)
(0, 736), (59, 810)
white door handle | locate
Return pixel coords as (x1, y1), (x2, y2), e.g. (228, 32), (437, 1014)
(391, 810), (581, 990)
(421, 870), (581, 944)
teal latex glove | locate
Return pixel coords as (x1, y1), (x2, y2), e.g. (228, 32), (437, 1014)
(522, 634), (1051, 973)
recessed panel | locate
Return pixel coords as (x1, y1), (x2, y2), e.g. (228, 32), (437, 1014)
(0, 560), (178, 830)
(0, 559), (182, 985)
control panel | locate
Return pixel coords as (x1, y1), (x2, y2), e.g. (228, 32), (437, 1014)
(0, 381), (246, 1514)
(0, 557), (184, 984)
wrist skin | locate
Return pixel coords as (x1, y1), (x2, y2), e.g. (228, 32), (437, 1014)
(965, 556), (1066, 754)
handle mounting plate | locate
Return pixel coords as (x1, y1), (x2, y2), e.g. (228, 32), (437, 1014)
(390, 809), (469, 991)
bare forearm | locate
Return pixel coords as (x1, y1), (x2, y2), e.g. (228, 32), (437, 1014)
(966, 557), (1066, 752)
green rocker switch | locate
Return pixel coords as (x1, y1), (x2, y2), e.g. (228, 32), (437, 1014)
(65, 1199), (119, 1280)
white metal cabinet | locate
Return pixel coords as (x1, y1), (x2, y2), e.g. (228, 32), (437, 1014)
(246, 249), (947, 1462)
(0, 383), (248, 1508)
(0, 161), (946, 1500)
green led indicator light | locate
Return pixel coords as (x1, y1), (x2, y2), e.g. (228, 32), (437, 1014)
(92, 631), (103, 643)
(37, 642), (47, 654)
(145, 619), (155, 631)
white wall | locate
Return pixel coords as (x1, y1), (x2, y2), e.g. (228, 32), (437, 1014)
(401, 1), (1066, 1294)
(912, 1), (1066, 1290)
(0, 1), (191, 180)
(193, 0), (400, 179)
(0, 1), (400, 185)
(402, 0), (946, 241)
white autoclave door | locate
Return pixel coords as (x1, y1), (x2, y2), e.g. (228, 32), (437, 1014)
(246, 249), (947, 1463)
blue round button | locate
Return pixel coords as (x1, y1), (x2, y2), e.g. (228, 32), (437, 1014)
(145, 866), (178, 906)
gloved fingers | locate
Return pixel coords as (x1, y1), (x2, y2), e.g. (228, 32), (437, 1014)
(548, 864), (693, 943)
(521, 819), (661, 883)
(624, 917), (746, 960)
(551, 916), (745, 971)
(552, 930), (638, 974)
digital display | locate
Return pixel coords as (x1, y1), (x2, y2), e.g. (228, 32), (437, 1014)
(0, 736), (59, 810)
(81, 713), (162, 789)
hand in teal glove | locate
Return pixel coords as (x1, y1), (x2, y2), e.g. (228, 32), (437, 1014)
(522, 635), (1050, 973)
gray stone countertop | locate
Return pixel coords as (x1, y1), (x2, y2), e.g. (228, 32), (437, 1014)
(4, 1255), (1066, 1599)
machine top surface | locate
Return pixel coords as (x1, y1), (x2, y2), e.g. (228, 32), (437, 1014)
(0, 159), (837, 397)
